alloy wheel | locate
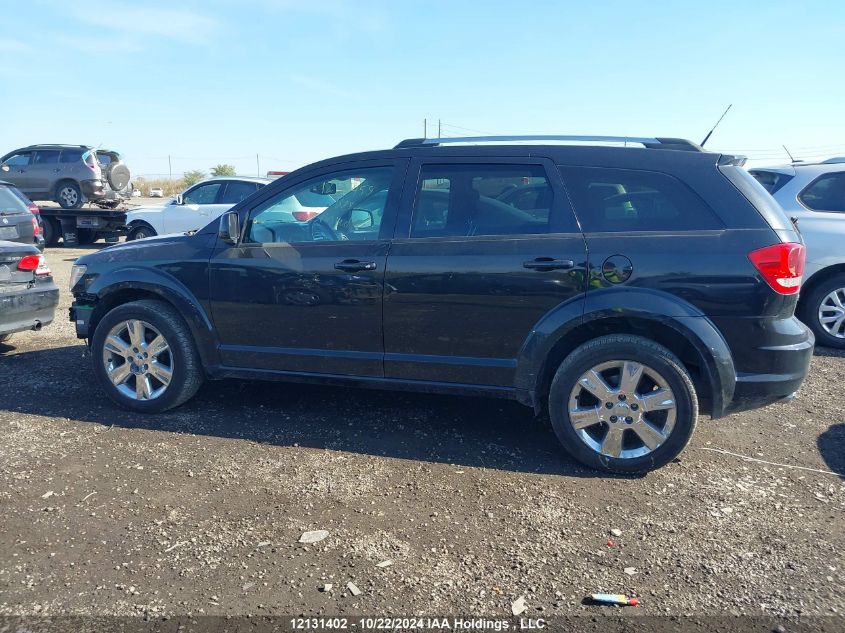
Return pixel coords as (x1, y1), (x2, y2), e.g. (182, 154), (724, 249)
(60, 186), (79, 207)
(102, 319), (173, 400)
(818, 287), (845, 339)
(567, 360), (676, 459)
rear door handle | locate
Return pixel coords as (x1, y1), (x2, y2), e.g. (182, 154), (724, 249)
(334, 259), (377, 272)
(523, 257), (575, 271)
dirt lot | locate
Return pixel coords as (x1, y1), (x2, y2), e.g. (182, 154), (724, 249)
(1, 245), (844, 625)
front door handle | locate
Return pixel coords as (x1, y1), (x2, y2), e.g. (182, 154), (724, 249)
(334, 259), (377, 272)
(523, 257), (575, 271)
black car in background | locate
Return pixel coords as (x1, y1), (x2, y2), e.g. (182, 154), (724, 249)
(69, 135), (814, 473)
(0, 181), (43, 251)
(0, 240), (59, 343)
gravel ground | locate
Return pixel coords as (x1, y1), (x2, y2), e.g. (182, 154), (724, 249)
(1, 245), (843, 625)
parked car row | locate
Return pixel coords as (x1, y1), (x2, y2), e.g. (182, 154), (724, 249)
(66, 135), (816, 474)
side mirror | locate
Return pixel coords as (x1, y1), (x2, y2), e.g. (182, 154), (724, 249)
(349, 208), (374, 229)
(174, 194), (184, 205)
(219, 212), (240, 244)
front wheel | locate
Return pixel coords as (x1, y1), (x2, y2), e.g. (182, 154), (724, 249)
(91, 300), (204, 412)
(800, 274), (845, 349)
(548, 334), (697, 473)
(127, 224), (156, 241)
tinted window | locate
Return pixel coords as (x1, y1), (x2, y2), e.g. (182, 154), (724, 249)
(560, 166), (723, 232)
(0, 187), (30, 214)
(411, 164), (553, 238)
(60, 149), (84, 164)
(748, 169), (794, 194)
(33, 150), (60, 165)
(3, 152), (31, 167)
(798, 173), (845, 212)
(220, 181), (259, 204)
(248, 167), (393, 244)
(184, 183), (222, 204)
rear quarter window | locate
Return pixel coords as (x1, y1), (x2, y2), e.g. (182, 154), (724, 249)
(0, 187), (30, 214)
(798, 172), (845, 212)
(560, 166), (724, 232)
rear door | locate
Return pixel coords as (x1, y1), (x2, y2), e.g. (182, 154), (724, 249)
(28, 150), (61, 197)
(383, 157), (587, 387)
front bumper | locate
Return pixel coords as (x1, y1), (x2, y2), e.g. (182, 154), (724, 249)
(0, 280), (59, 336)
(69, 299), (95, 339)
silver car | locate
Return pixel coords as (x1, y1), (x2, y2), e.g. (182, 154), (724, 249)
(0, 144), (131, 209)
(749, 158), (845, 348)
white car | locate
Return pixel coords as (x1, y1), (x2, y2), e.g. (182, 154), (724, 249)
(148, 187), (164, 198)
(125, 177), (270, 240)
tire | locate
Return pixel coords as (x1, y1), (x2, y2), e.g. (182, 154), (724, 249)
(91, 300), (204, 413)
(76, 228), (98, 245)
(547, 334), (697, 474)
(127, 224), (156, 241)
(800, 274), (845, 349)
(42, 218), (60, 247)
(56, 181), (83, 210)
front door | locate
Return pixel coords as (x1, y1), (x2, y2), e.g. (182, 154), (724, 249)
(208, 160), (406, 376)
(383, 158), (588, 387)
(165, 181), (225, 234)
(1, 151), (35, 194)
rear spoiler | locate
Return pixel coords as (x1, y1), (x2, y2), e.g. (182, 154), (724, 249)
(718, 154), (747, 167)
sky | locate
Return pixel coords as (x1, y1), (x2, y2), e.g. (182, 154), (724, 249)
(1, 0), (844, 179)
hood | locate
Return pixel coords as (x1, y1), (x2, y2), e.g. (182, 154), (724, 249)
(75, 232), (193, 265)
(126, 203), (169, 217)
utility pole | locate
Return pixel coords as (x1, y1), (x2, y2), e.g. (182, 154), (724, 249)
(256, 154), (260, 177)
(438, 119), (441, 138)
(168, 155), (172, 180)
(424, 118), (427, 139)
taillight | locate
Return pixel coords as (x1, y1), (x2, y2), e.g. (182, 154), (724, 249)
(28, 203), (40, 216)
(748, 242), (805, 295)
(292, 210), (320, 222)
(18, 254), (51, 275)
(32, 216), (41, 237)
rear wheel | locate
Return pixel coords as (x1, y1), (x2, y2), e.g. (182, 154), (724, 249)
(56, 181), (82, 209)
(800, 274), (845, 349)
(91, 300), (204, 412)
(548, 334), (697, 473)
(76, 228), (98, 245)
(42, 218), (60, 246)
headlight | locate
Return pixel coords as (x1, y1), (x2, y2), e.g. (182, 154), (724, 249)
(69, 264), (87, 291)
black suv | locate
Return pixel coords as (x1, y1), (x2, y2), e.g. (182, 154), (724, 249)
(70, 136), (814, 473)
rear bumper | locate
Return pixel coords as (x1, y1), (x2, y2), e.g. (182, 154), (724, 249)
(0, 281), (59, 336)
(716, 316), (815, 415)
(80, 179), (106, 199)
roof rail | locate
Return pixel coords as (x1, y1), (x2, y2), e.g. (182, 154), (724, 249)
(394, 135), (703, 151)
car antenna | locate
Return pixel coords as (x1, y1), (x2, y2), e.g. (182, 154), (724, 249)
(783, 145), (797, 163)
(700, 104), (732, 147)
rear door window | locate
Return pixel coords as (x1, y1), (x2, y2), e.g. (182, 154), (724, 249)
(411, 164), (557, 238)
(33, 150), (60, 165)
(560, 166), (724, 232)
(798, 172), (845, 212)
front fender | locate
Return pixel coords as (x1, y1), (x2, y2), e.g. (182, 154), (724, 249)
(515, 287), (736, 418)
(84, 267), (219, 369)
